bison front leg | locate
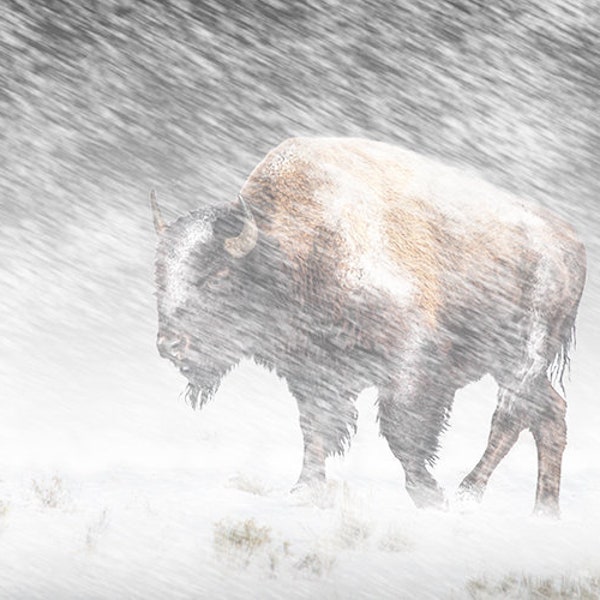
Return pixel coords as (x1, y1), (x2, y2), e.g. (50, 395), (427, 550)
(378, 378), (455, 509)
(287, 377), (358, 490)
(295, 407), (327, 488)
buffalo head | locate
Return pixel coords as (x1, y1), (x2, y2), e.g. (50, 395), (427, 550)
(151, 190), (259, 408)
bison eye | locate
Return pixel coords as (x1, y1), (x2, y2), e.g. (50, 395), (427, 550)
(199, 265), (230, 289)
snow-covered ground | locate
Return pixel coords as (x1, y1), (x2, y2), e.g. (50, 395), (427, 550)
(2, 334), (600, 598)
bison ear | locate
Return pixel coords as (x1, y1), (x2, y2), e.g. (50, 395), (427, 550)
(223, 195), (258, 258)
(150, 189), (166, 235)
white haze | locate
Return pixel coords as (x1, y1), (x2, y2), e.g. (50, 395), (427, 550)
(1, 1), (599, 598)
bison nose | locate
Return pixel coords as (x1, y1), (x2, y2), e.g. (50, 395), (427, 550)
(157, 332), (190, 362)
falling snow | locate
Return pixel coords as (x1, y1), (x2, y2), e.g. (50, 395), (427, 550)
(1, 1), (599, 598)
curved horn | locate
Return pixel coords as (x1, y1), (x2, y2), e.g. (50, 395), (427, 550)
(150, 189), (165, 235)
(224, 195), (258, 258)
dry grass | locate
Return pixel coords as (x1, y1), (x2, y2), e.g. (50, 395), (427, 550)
(213, 518), (272, 566)
(466, 573), (600, 599)
(378, 526), (414, 553)
(335, 508), (371, 550)
(85, 508), (109, 552)
(294, 551), (336, 577)
(332, 484), (373, 550)
(227, 474), (270, 496)
(213, 517), (337, 579)
(31, 476), (68, 509)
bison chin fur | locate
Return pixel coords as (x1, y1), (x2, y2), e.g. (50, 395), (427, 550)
(182, 361), (239, 410)
(183, 382), (215, 411)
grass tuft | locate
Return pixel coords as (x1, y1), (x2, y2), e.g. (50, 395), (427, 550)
(294, 551), (336, 577)
(378, 526), (414, 553)
(466, 573), (600, 599)
(85, 508), (109, 552)
(332, 484), (372, 550)
(213, 518), (272, 566)
(31, 476), (68, 509)
(227, 474), (270, 496)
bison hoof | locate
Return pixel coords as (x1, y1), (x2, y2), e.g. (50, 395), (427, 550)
(291, 476), (326, 495)
(292, 467), (326, 493)
(290, 481), (311, 494)
(406, 481), (447, 510)
(290, 478), (333, 507)
(457, 476), (486, 503)
(533, 500), (560, 519)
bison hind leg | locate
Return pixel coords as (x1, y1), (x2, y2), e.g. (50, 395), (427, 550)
(458, 377), (566, 516)
(457, 385), (527, 503)
(529, 380), (567, 515)
(459, 304), (572, 515)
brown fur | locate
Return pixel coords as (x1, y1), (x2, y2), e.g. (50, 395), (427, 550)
(241, 137), (580, 336)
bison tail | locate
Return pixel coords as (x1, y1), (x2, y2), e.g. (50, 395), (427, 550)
(548, 321), (576, 395)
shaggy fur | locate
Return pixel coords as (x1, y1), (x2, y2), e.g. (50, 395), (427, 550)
(153, 137), (586, 514)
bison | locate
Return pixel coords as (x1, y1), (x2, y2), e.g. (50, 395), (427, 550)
(151, 137), (586, 515)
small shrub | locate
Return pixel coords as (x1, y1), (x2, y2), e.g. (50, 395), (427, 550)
(227, 474), (270, 496)
(32, 476), (68, 508)
(333, 485), (372, 550)
(378, 527), (414, 553)
(336, 511), (371, 549)
(267, 541), (292, 575)
(85, 508), (109, 552)
(294, 551), (335, 577)
(213, 518), (272, 566)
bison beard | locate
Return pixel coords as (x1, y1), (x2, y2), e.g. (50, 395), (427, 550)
(184, 381), (211, 410)
(181, 361), (237, 410)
